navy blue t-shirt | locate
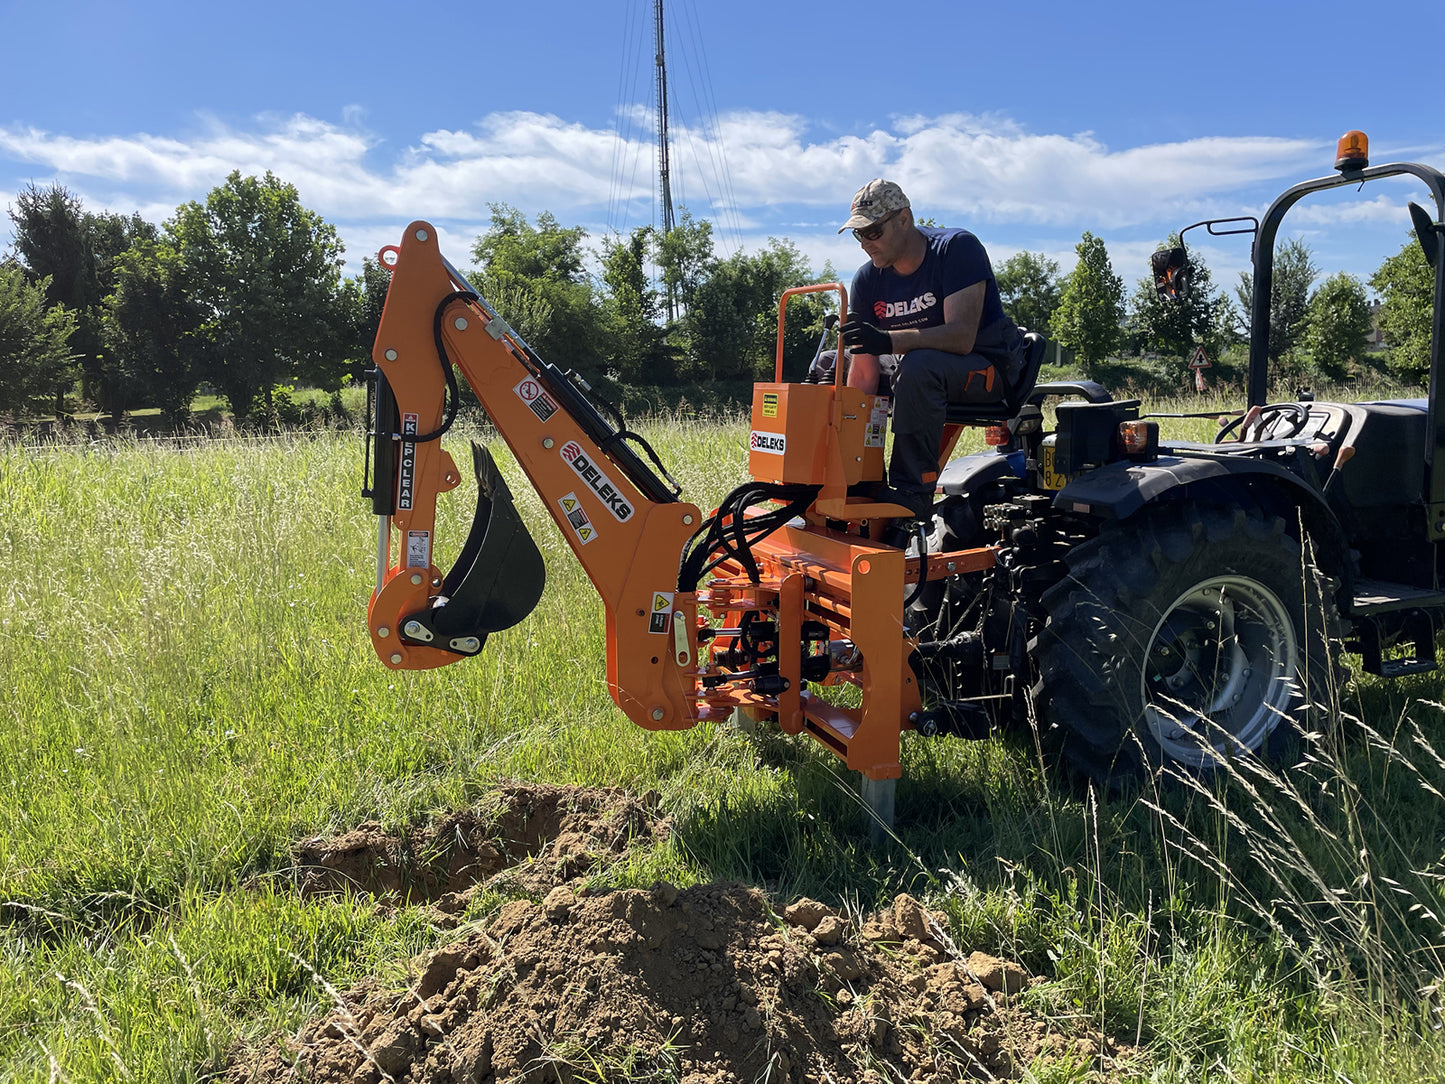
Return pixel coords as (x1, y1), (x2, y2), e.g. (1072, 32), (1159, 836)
(849, 226), (1004, 338)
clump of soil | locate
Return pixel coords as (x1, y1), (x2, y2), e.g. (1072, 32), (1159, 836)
(289, 782), (665, 919)
(232, 785), (1129, 1082)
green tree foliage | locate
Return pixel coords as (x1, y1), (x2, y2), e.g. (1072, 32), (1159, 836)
(1127, 235), (1229, 362)
(470, 205), (603, 376)
(656, 210), (715, 322)
(1303, 272), (1374, 381)
(995, 251), (1061, 335)
(7, 183), (156, 415)
(599, 227), (670, 383)
(103, 239), (202, 423)
(1051, 231), (1123, 373)
(336, 256), (392, 377)
(1236, 237), (1317, 365)
(168, 171), (347, 419)
(0, 263), (77, 415)
(679, 238), (825, 382)
(1370, 234), (1433, 380)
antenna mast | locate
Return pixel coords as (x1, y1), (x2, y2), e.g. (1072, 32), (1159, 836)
(654, 0), (677, 319)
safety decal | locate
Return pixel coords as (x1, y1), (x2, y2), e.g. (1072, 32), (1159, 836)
(559, 441), (634, 522)
(406, 530), (431, 569)
(749, 430), (786, 455)
(398, 412), (419, 509)
(558, 492), (597, 545)
(761, 392), (779, 418)
(649, 591), (674, 635)
(865, 399), (889, 448)
(514, 377), (558, 422)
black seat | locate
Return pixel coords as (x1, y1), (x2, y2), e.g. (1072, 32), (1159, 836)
(943, 329), (1047, 425)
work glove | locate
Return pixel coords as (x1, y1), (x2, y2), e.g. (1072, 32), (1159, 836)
(840, 318), (892, 357)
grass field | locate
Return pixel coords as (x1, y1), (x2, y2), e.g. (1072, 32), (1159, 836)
(2, 407), (1445, 1082)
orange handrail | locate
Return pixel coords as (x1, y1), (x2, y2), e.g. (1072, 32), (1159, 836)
(773, 282), (848, 384)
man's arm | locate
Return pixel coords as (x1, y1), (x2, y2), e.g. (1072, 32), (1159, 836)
(888, 281), (986, 355)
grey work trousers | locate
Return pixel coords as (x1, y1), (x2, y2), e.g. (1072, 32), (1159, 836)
(887, 347), (1001, 494)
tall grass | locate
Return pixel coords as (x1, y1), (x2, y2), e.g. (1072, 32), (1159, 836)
(0, 408), (1443, 1081)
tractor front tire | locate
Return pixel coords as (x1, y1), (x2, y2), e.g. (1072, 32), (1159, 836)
(1032, 504), (1340, 784)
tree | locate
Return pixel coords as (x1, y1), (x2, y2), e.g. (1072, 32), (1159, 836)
(1051, 232), (1123, 373)
(0, 263), (77, 415)
(995, 251), (1061, 335)
(8, 183), (156, 415)
(598, 227), (670, 383)
(679, 238), (824, 382)
(655, 209), (715, 323)
(168, 171), (346, 419)
(1371, 234), (1433, 381)
(1236, 237), (1316, 365)
(1303, 272), (1373, 381)
(336, 256), (392, 377)
(1127, 235), (1229, 362)
(470, 205), (603, 376)
(103, 239), (202, 423)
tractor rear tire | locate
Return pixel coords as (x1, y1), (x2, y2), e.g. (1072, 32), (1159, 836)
(1032, 504), (1341, 784)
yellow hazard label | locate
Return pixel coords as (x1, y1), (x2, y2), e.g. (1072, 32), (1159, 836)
(762, 392), (778, 418)
(653, 592), (672, 612)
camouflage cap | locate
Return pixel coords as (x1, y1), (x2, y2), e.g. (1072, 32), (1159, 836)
(838, 179), (910, 233)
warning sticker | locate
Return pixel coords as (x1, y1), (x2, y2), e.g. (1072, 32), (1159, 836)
(750, 430), (786, 455)
(514, 377), (558, 421)
(558, 492), (597, 545)
(560, 441), (634, 521)
(649, 591), (674, 635)
(866, 398), (889, 448)
(761, 392), (779, 418)
(406, 530), (431, 569)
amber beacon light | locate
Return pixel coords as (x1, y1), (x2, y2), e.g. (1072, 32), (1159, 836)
(1335, 130), (1369, 172)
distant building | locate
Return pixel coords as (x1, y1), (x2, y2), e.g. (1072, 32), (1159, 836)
(1366, 298), (1387, 352)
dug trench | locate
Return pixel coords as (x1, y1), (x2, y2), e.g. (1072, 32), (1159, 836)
(227, 782), (1132, 1083)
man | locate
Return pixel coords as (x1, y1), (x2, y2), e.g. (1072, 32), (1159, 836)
(838, 179), (1023, 519)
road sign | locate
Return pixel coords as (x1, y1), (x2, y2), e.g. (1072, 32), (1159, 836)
(1189, 346), (1211, 369)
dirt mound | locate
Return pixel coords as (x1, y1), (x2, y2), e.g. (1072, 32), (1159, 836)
(231, 883), (1126, 1083)
(289, 783), (665, 917)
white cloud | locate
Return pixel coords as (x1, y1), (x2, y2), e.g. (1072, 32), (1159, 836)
(0, 108), (1393, 281)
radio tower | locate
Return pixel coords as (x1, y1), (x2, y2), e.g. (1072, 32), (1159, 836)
(654, 0), (677, 320)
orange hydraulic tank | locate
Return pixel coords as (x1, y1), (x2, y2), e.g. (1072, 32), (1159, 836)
(748, 382), (833, 484)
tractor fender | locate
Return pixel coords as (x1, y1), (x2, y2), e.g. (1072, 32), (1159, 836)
(1054, 453), (1353, 581)
(938, 449), (1025, 497)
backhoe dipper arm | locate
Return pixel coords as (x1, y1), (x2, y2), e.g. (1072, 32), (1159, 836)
(366, 222), (703, 730)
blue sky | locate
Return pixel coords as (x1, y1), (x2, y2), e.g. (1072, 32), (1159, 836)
(2, 0), (1442, 304)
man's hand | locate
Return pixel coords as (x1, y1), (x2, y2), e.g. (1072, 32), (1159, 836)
(841, 318), (892, 356)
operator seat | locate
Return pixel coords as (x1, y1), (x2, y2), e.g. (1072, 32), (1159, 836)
(943, 329), (1048, 426)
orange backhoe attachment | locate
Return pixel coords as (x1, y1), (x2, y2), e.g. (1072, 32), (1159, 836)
(365, 226), (996, 783)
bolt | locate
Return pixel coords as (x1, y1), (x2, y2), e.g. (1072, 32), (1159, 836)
(377, 626), (390, 638)
(454, 316), (468, 331)
(414, 228), (429, 241)
(384, 348), (398, 362)
(542, 437), (555, 449)
(432, 576), (442, 588)
(452, 637), (481, 653)
(404, 620), (425, 638)
(410, 572), (423, 585)
(946, 561), (956, 572)
(683, 514), (694, 525)
(390, 653), (403, 665)
(651, 707), (665, 721)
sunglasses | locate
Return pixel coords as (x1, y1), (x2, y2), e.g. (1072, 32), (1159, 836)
(852, 210), (899, 243)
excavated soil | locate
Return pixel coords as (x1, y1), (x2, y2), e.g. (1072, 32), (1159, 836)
(230, 784), (1130, 1083)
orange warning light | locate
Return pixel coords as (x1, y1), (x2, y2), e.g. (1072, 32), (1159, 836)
(1335, 130), (1369, 172)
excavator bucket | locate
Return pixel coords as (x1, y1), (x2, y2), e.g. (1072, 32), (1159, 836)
(414, 442), (546, 653)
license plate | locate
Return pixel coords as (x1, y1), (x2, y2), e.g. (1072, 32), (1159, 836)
(1039, 444), (1073, 491)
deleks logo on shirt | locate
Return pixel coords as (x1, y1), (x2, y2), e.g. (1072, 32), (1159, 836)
(874, 292), (937, 321)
